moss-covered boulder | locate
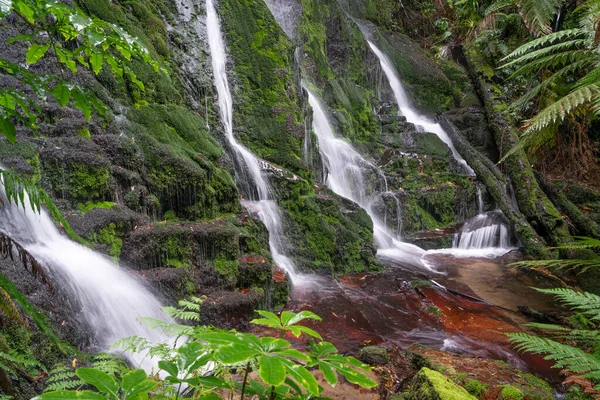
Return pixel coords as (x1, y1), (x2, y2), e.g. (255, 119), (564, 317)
(359, 346), (390, 365)
(402, 368), (477, 400)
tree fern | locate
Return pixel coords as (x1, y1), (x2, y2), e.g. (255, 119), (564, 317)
(503, 28), (589, 60)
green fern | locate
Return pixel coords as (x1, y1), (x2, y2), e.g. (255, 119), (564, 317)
(509, 333), (600, 383)
(534, 288), (600, 320)
(44, 364), (81, 392)
(0, 350), (45, 377)
(90, 353), (128, 377)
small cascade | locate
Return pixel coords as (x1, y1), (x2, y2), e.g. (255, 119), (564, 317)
(303, 84), (426, 268)
(449, 187), (514, 254)
(206, 0), (302, 283)
(0, 181), (172, 370)
(453, 211), (511, 250)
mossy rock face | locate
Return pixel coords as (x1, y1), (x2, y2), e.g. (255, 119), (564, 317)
(280, 184), (382, 275)
(219, 0), (305, 174)
(403, 368), (477, 400)
(359, 346), (389, 365)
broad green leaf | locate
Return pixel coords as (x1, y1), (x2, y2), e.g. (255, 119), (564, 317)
(1, 115), (17, 143)
(89, 53), (103, 75)
(258, 355), (286, 386)
(76, 368), (118, 397)
(215, 343), (258, 364)
(282, 360), (321, 395)
(69, 13), (92, 31)
(71, 88), (91, 120)
(273, 349), (310, 362)
(158, 360), (178, 377)
(52, 82), (71, 107)
(26, 43), (50, 64)
(196, 332), (243, 346)
(189, 376), (232, 389)
(288, 325), (322, 340)
(14, 1), (33, 23)
(258, 336), (289, 351)
(33, 390), (108, 400)
(318, 362), (337, 386)
(7, 33), (35, 44)
(122, 369), (156, 399)
(197, 394), (222, 400)
(0, 93), (15, 110)
(286, 311), (322, 326)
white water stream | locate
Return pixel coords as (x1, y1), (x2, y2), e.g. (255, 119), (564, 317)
(0, 183), (172, 371)
(206, 0), (304, 284)
(365, 40), (474, 176)
(304, 84), (426, 268)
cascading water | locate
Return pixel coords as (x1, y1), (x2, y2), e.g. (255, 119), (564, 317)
(0, 182), (172, 371)
(451, 188), (513, 254)
(365, 39), (474, 176)
(206, 0), (303, 284)
(303, 84), (426, 268)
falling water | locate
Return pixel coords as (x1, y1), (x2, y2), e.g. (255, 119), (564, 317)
(206, 0), (302, 283)
(357, 31), (474, 176)
(452, 211), (512, 251)
(0, 182), (172, 371)
(303, 84), (426, 268)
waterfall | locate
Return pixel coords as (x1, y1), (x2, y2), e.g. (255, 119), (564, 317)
(365, 40), (474, 176)
(206, 0), (302, 284)
(452, 211), (512, 251)
(0, 182), (172, 371)
(303, 84), (426, 268)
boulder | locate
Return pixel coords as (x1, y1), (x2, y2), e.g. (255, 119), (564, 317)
(402, 367), (477, 400)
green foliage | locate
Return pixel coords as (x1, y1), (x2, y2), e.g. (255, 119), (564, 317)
(463, 378), (488, 397)
(501, 385), (525, 399)
(0, 349), (46, 377)
(508, 287), (600, 389)
(70, 309), (376, 399)
(0, 0), (165, 140)
(77, 201), (116, 215)
(89, 223), (123, 260)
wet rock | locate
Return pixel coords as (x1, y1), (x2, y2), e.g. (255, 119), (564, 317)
(67, 205), (149, 239)
(401, 367), (477, 400)
(199, 290), (263, 330)
(359, 345), (389, 365)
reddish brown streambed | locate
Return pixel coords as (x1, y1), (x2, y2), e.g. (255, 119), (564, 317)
(273, 250), (561, 384)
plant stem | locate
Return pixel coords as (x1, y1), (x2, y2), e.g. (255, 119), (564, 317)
(269, 385), (276, 400)
(240, 362), (250, 400)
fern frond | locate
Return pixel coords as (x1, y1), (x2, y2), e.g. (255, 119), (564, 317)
(510, 258), (600, 273)
(484, 0), (517, 15)
(503, 39), (590, 70)
(556, 236), (600, 250)
(508, 333), (600, 381)
(44, 379), (82, 392)
(503, 28), (589, 60)
(535, 288), (600, 320)
(162, 306), (200, 322)
(91, 353), (128, 376)
(509, 50), (596, 77)
(516, 0), (568, 36)
(0, 350), (45, 373)
(523, 84), (600, 133)
(110, 335), (151, 354)
(138, 317), (192, 337)
(178, 300), (201, 312)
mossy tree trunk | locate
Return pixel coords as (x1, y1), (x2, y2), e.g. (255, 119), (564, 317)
(440, 117), (552, 258)
(455, 45), (573, 250)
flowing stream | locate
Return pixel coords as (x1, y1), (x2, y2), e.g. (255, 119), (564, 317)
(0, 181), (172, 371)
(206, 0), (303, 284)
(303, 84), (426, 268)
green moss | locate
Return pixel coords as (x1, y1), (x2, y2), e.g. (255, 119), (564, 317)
(163, 235), (192, 268)
(77, 201), (116, 215)
(220, 0), (305, 173)
(89, 223), (123, 260)
(214, 257), (240, 282)
(43, 161), (111, 203)
(404, 368), (477, 400)
(426, 305), (442, 316)
(501, 385), (524, 400)
(77, 128), (91, 139)
(463, 379), (488, 397)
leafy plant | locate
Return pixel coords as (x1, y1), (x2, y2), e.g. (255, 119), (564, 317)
(0, 0), (165, 142)
(510, 236), (600, 273)
(508, 287), (600, 391)
(42, 305), (378, 399)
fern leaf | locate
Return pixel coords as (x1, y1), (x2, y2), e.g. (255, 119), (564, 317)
(516, 0), (567, 36)
(178, 299), (201, 312)
(503, 28), (589, 60)
(523, 84), (600, 133)
(535, 288), (600, 320)
(0, 287), (25, 326)
(503, 39), (590, 70)
(508, 333), (600, 379)
(110, 335), (150, 354)
(138, 317), (192, 337)
(484, 0), (517, 15)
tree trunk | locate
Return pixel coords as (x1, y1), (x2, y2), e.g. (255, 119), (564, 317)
(454, 45), (572, 248)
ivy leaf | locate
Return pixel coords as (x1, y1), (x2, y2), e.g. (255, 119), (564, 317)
(258, 355), (286, 386)
(26, 43), (50, 64)
(76, 368), (119, 397)
(71, 88), (91, 120)
(89, 52), (103, 75)
(52, 82), (71, 107)
(0, 117), (16, 143)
